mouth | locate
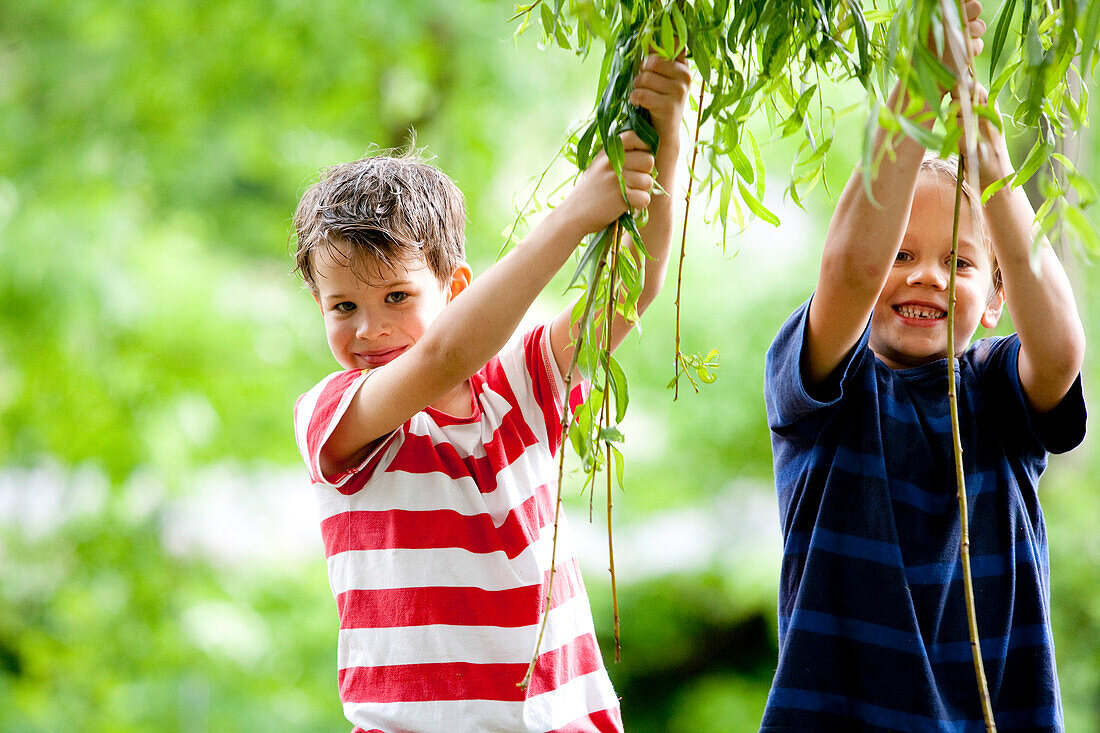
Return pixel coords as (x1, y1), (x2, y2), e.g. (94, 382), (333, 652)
(357, 346), (406, 368)
(893, 303), (946, 321)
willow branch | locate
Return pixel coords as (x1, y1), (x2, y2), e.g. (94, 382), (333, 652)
(602, 230), (622, 662)
(518, 220), (619, 691)
(948, 152), (997, 733)
(940, 0), (997, 728)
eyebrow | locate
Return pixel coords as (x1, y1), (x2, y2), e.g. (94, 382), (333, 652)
(321, 279), (416, 300)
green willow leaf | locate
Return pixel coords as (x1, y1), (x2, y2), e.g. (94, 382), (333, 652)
(991, 0), (1019, 73)
(1012, 129), (1055, 187)
(895, 112), (943, 151)
(605, 353), (629, 423)
(624, 105), (660, 154)
(1083, 0), (1100, 71)
(619, 211), (650, 259)
(748, 129), (766, 200)
(598, 425), (626, 443)
(847, 0), (871, 78)
(1064, 205), (1100, 254)
(980, 174), (1014, 204)
(576, 121), (599, 170)
(737, 179), (780, 226)
(610, 446), (626, 492)
(567, 226), (612, 291)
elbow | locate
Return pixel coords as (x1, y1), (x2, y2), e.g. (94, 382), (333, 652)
(1054, 307), (1087, 379)
(636, 272), (668, 316)
(420, 330), (472, 384)
(1065, 324), (1086, 379)
(1038, 321), (1086, 392)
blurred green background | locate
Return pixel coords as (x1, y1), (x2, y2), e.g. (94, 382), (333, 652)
(1, 1), (1097, 731)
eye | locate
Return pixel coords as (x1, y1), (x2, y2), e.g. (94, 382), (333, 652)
(895, 251), (912, 263)
(385, 291), (408, 304)
(333, 301), (356, 313)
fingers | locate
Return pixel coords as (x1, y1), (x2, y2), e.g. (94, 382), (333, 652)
(623, 149), (654, 169)
(630, 55), (690, 104)
(964, 0), (982, 24)
(619, 131), (655, 180)
(619, 129), (648, 152)
(629, 53), (691, 132)
(631, 54), (691, 95)
(621, 144), (655, 210)
(964, 0), (986, 55)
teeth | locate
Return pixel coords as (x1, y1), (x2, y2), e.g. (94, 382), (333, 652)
(896, 305), (944, 319)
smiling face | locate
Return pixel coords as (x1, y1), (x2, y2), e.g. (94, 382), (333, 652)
(869, 173), (1005, 370)
(311, 239), (470, 371)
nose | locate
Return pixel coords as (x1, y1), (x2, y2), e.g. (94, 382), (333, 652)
(905, 259), (948, 290)
(354, 309), (391, 340)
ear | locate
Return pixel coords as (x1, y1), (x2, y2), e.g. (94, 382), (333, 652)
(447, 262), (473, 302)
(312, 290), (323, 312)
(981, 288), (1005, 329)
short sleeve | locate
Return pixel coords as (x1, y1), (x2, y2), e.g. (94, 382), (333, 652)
(495, 323), (584, 456)
(293, 368), (400, 488)
(970, 334), (1087, 455)
(764, 295), (872, 431)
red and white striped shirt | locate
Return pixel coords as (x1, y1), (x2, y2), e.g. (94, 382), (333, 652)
(294, 324), (623, 733)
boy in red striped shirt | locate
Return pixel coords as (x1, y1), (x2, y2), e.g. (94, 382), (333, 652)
(292, 53), (690, 733)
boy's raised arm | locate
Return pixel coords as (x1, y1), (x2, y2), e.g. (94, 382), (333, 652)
(805, 82), (929, 388)
(972, 91), (1085, 412)
(806, 1), (986, 389)
(319, 135), (655, 476)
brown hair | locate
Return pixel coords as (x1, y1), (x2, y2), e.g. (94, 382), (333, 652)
(919, 153), (1003, 293)
(293, 149), (467, 292)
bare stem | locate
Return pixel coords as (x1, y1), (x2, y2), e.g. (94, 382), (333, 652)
(673, 81), (707, 400)
(947, 154), (997, 733)
(606, 438), (620, 662)
(941, 0), (997, 727)
(602, 228), (622, 661)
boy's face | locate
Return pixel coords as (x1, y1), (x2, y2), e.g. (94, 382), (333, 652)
(311, 241), (471, 371)
(869, 174), (1005, 370)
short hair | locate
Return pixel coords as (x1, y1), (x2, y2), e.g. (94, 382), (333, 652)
(293, 149), (466, 293)
(919, 153), (1003, 293)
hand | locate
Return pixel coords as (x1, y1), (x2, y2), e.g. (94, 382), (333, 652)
(963, 83), (1014, 190)
(629, 52), (691, 143)
(940, 0), (986, 81)
(561, 130), (654, 236)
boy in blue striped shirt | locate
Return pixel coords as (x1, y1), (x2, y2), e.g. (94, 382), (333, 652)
(761, 2), (1086, 730)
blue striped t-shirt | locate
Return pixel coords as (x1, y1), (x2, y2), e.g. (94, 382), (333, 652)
(761, 298), (1086, 732)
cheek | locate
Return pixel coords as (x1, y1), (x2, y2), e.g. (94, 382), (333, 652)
(324, 319), (352, 345)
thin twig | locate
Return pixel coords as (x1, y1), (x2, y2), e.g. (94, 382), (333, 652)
(673, 81), (707, 400)
(948, 152), (997, 733)
(942, 0), (997, 727)
(602, 227), (622, 661)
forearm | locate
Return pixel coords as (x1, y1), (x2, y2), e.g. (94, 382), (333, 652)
(805, 82), (929, 384)
(427, 206), (586, 377)
(635, 134), (680, 310)
(983, 186), (1085, 408)
(824, 82), (927, 289)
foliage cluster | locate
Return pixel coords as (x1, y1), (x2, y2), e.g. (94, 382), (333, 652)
(515, 0), (1100, 722)
(1, 0), (1099, 730)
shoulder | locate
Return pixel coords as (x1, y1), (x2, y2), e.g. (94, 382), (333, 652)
(766, 296), (875, 430)
(964, 334), (1086, 455)
(294, 369), (369, 434)
(963, 334), (1019, 371)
